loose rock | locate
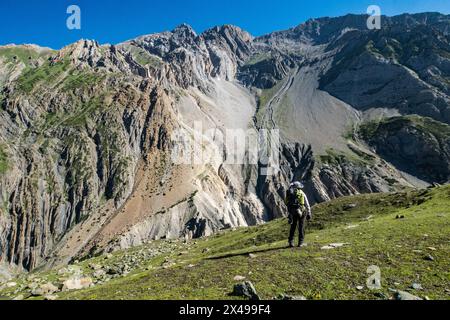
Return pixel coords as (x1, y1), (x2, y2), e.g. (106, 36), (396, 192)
(374, 292), (388, 299)
(280, 294), (307, 300)
(321, 243), (348, 250)
(393, 290), (423, 300)
(232, 281), (260, 300)
(424, 255), (435, 261)
(344, 203), (357, 210)
(411, 283), (423, 290)
(93, 269), (106, 278)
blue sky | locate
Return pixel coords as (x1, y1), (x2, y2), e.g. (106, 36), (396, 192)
(1, 0), (450, 49)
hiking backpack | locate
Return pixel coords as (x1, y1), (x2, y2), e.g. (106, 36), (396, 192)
(286, 187), (305, 209)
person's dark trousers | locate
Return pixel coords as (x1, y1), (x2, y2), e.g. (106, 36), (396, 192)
(288, 208), (307, 245)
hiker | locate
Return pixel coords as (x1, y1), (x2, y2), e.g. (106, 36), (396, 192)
(285, 181), (312, 247)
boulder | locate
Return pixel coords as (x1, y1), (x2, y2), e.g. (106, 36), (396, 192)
(27, 282), (39, 290)
(344, 203), (357, 210)
(232, 281), (260, 300)
(321, 243), (348, 250)
(393, 290), (423, 300)
(57, 268), (68, 275)
(411, 283), (423, 290)
(32, 282), (59, 296)
(62, 277), (93, 291)
(89, 263), (102, 271)
(93, 269), (106, 279)
(280, 294), (307, 300)
(424, 255), (435, 261)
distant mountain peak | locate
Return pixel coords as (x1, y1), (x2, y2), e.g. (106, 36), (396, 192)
(172, 23), (197, 37)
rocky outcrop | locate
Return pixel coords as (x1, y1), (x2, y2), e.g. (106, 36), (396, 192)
(0, 44), (165, 269)
(319, 20), (450, 124)
(358, 116), (450, 184)
(238, 51), (297, 89)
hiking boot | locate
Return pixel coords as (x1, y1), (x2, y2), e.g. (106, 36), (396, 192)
(288, 241), (294, 248)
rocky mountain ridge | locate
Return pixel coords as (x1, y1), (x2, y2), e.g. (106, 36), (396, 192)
(0, 12), (449, 273)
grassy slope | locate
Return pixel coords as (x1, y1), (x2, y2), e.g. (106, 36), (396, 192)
(0, 47), (53, 67)
(1, 186), (449, 300)
(129, 47), (163, 68)
(0, 145), (8, 175)
(358, 115), (450, 142)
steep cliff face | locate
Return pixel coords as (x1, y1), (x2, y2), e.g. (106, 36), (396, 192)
(1, 13), (450, 271)
(319, 18), (450, 124)
(0, 40), (174, 270)
(358, 115), (450, 184)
